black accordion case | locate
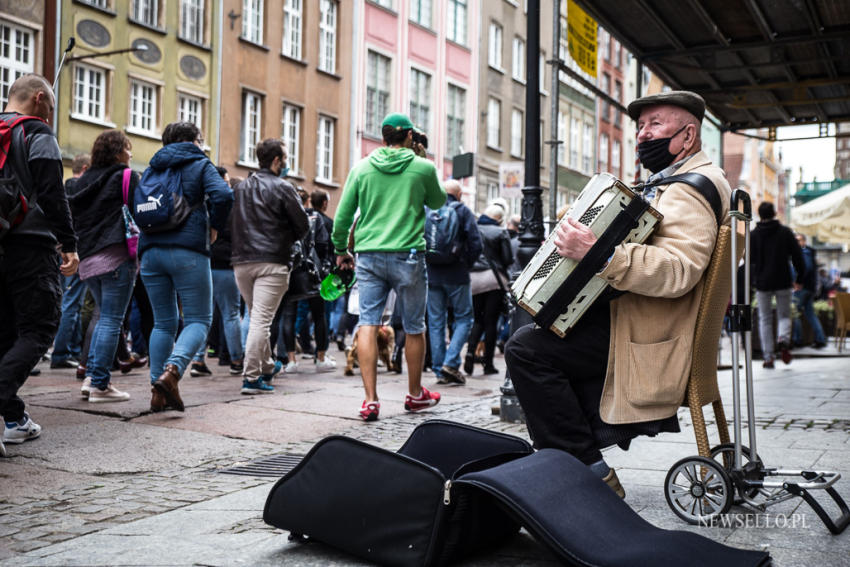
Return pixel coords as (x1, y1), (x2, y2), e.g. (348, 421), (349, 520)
(263, 420), (771, 567)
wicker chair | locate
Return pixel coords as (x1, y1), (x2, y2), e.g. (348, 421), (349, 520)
(835, 291), (850, 353)
(683, 224), (737, 458)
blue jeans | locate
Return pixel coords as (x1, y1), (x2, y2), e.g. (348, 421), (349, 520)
(427, 283), (474, 373)
(194, 268), (244, 362)
(52, 273), (86, 363)
(84, 260), (136, 389)
(356, 251), (427, 334)
(792, 288), (826, 345)
(141, 247), (213, 384)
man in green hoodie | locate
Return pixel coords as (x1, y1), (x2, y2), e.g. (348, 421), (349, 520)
(332, 113), (446, 421)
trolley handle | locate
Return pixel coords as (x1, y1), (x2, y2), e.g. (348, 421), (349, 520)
(730, 189), (751, 221)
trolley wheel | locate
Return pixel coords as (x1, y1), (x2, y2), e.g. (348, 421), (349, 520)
(709, 443), (762, 500)
(665, 456), (733, 525)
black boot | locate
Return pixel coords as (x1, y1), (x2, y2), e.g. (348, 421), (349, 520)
(390, 344), (403, 374)
(463, 353), (474, 376)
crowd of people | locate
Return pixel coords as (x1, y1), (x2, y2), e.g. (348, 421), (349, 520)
(0, 75), (530, 459)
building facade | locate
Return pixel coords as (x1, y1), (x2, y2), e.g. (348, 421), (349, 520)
(594, 26), (625, 184)
(0, 0), (55, 110)
(477, 0), (551, 218)
(218, 0), (353, 213)
(55, 0), (220, 175)
(354, 0), (480, 208)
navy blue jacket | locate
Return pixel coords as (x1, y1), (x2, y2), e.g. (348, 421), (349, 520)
(426, 194), (483, 286)
(137, 142), (233, 257)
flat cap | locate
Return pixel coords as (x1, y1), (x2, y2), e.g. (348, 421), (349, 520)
(381, 112), (415, 131)
(627, 90), (705, 122)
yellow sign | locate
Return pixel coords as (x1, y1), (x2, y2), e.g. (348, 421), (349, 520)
(567, 0), (597, 77)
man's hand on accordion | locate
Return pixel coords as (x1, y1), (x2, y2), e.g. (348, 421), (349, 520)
(554, 217), (598, 261)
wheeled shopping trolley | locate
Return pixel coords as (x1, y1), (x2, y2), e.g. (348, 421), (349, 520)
(664, 189), (850, 534)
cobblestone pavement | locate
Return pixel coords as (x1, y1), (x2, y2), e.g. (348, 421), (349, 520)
(1, 348), (849, 566)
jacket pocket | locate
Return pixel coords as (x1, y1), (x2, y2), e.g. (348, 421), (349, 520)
(626, 335), (689, 407)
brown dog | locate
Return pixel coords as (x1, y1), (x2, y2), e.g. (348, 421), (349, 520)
(344, 325), (395, 376)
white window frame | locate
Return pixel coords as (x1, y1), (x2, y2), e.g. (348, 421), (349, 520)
(488, 23), (502, 70)
(128, 78), (159, 136)
(316, 115), (335, 183)
(0, 20), (35, 110)
(318, 0), (337, 73)
(372, 0), (393, 8)
(242, 0), (264, 44)
(487, 97), (501, 150)
(599, 133), (608, 172)
(569, 116), (579, 169)
(582, 122), (593, 174)
(71, 63), (107, 123)
(365, 50), (391, 137)
(179, 0), (205, 44)
(539, 51), (548, 95)
(446, 0), (467, 45)
(178, 93), (203, 131)
(510, 108), (523, 158)
(281, 102), (301, 176)
(240, 91), (262, 166)
(446, 83), (465, 157)
(409, 67), (431, 137)
(282, 0), (302, 60)
(410, 0), (432, 28)
(132, 0), (160, 27)
(512, 37), (525, 82)
(612, 139), (621, 177)
(557, 110), (567, 165)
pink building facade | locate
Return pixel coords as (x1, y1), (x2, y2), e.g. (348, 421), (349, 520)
(353, 0), (480, 196)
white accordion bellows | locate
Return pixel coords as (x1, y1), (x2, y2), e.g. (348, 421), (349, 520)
(511, 173), (663, 337)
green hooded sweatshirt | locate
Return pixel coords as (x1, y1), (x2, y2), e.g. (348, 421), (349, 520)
(332, 146), (446, 254)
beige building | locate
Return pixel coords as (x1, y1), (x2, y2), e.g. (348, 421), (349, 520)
(219, 0), (353, 213)
(0, 0), (55, 110)
(54, 0), (220, 175)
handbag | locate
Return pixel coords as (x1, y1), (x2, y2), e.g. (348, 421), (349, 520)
(120, 168), (139, 259)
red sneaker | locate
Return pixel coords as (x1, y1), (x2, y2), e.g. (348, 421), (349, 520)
(359, 400), (380, 421)
(404, 386), (441, 412)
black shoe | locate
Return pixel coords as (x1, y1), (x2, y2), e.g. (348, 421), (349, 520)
(29, 368), (41, 376)
(482, 364), (499, 375)
(50, 358), (80, 369)
(441, 365), (466, 385)
(390, 345), (403, 374)
(813, 342), (827, 349)
(497, 341), (505, 354)
(463, 354), (474, 375)
(190, 362), (213, 377)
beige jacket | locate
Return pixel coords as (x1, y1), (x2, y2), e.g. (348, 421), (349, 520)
(597, 150), (732, 424)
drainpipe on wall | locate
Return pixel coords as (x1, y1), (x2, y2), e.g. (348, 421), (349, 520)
(214, 0), (224, 163)
(53, 0), (62, 137)
(348, 0), (361, 172)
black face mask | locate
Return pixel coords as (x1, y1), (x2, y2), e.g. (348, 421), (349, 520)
(636, 124), (688, 173)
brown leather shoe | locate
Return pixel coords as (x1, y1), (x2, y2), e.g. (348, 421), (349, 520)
(150, 387), (167, 412)
(153, 364), (184, 412)
(602, 468), (626, 499)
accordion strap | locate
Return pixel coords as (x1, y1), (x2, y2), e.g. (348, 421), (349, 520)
(533, 197), (650, 331)
(642, 172), (723, 226)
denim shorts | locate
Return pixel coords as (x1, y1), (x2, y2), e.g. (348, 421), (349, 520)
(356, 251), (427, 334)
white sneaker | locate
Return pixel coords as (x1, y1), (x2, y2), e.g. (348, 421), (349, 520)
(81, 377), (92, 398)
(3, 413), (42, 444)
(88, 384), (131, 403)
(285, 361), (298, 373)
(0, 437), (5, 457)
(315, 358), (337, 372)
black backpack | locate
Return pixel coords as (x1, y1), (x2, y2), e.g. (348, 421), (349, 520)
(0, 115), (43, 241)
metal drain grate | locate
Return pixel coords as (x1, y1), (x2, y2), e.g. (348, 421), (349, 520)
(218, 453), (304, 478)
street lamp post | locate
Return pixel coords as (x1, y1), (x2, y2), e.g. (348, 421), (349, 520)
(500, 0), (546, 423)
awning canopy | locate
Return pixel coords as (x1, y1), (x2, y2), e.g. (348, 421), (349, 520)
(791, 183), (850, 245)
(573, 0), (850, 132)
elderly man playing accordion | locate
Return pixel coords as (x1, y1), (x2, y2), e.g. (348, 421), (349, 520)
(505, 91), (732, 498)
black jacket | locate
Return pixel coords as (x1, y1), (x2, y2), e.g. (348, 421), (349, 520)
(230, 170), (309, 265)
(1, 112), (76, 252)
(471, 216), (513, 276)
(69, 164), (138, 260)
(751, 219), (804, 291)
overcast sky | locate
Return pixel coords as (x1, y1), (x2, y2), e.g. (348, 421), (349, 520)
(776, 124), (837, 186)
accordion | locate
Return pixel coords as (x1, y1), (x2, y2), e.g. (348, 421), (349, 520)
(512, 173), (663, 337)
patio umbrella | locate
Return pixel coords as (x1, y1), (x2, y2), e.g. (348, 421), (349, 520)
(790, 183), (850, 245)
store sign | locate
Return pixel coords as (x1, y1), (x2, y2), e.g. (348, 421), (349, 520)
(567, 0), (597, 77)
